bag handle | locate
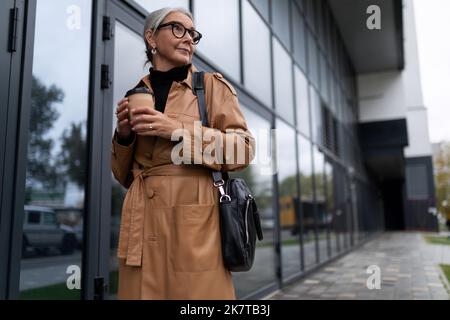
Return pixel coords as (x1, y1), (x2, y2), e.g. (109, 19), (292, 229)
(192, 72), (230, 202)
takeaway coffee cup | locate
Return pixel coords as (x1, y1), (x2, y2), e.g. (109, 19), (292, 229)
(125, 87), (155, 121)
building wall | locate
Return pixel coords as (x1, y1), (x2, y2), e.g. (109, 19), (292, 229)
(0, 0), (395, 299)
(358, 71), (406, 123)
(356, 0), (436, 231)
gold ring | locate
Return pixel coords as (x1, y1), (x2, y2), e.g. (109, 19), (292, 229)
(149, 124), (153, 130)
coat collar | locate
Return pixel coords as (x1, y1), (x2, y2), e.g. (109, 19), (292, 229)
(138, 63), (198, 92)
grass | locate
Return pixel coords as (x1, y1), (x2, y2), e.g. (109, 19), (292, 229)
(439, 264), (450, 296)
(441, 265), (450, 283)
(19, 271), (118, 300)
(423, 235), (450, 246)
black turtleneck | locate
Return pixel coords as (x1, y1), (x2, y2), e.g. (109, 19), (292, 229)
(149, 63), (191, 113)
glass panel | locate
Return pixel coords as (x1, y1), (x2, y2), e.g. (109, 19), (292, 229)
(297, 135), (315, 269)
(133, 0), (189, 13)
(249, 0), (269, 21)
(271, 0), (291, 49)
(110, 22), (148, 299)
(276, 120), (300, 279)
(309, 85), (322, 144)
(292, 6), (306, 71)
(273, 38), (294, 123)
(230, 106), (276, 298)
(305, 0), (315, 33)
(294, 0), (304, 12)
(19, 0), (91, 299)
(325, 160), (338, 256)
(294, 66), (310, 137)
(195, 0), (240, 82)
(316, 0), (326, 51)
(307, 30), (319, 88)
(319, 51), (329, 105)
(313, 146), (328, 262)
(242, 0), (272, 106)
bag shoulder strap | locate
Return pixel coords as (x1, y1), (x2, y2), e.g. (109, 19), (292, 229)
(192, 72), (209, 127)
(192, 71), (230, 186)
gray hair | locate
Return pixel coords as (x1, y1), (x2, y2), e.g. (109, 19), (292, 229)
(143, 7), (194, 64)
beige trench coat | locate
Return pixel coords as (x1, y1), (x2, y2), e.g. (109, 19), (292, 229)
(111, 64), (255, 300)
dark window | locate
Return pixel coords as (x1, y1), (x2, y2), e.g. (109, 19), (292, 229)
(292, 4), (307, 70)
(406, 164), (429, 200)
(271, 0), (291, 49)
(28, 211), (41, 224)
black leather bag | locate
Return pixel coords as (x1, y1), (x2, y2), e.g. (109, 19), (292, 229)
(192, 71), (264, 272)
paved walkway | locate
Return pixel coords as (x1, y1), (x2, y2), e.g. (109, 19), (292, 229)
(267, 232), (450, 300)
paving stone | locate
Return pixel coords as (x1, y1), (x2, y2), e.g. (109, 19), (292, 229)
(270, 232), (450, 301)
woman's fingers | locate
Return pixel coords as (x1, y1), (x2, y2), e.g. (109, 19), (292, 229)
(132, 122), (156, 133)
(117, 108), (129, 121)
(130, 115), (152, 126)
(116, 98), (129, 114)
(118, 118), (130, 128)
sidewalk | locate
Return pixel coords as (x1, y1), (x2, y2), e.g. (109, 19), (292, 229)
(267, 232), (450, 300)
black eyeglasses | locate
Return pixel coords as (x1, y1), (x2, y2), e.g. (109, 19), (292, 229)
(157, 21), (202, 45)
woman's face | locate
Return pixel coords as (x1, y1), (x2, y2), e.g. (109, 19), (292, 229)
(146, 12), (197, 71)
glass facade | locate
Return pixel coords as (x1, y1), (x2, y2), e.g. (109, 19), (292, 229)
(19, 0), (91, 299)
(2, 0), (386, 299)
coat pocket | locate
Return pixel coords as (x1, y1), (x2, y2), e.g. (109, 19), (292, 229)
(170, 204), (221, 272)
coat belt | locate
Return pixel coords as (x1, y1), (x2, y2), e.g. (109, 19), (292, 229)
(117, 164), (211, 266)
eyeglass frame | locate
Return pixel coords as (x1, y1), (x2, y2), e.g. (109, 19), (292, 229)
(156, 21), (203, 45)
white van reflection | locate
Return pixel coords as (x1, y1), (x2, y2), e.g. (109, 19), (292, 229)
(22, 205), (78, 257)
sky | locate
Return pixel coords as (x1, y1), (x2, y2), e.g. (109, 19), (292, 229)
(413, 0), (450, 143)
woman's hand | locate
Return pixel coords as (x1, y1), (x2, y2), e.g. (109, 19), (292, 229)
(130, 107), (183, 140)
(115, 98), (132, 140)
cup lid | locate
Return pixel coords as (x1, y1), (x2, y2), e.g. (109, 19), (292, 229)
(125, 87), (153, 97)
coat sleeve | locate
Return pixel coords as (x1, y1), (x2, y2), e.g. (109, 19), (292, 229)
(111, 129), (136, 189)
(180, 73), (256, 172)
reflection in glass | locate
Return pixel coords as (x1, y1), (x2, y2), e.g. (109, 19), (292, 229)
(298, 135), (316, 269)
(19, 0), (91, 299)
(319, 52), (329, 104)
(294, 66), (310, 137)
(195, 0), (241, 82)
(242, 0), (272, 106)
(273, 39), (294, 123)
(325, 160), (338, 256)
(230, 106), (276, 298)
(309, 85), (322, 144)
(271, 0), (291, 49)
(249, 0), (269, 21)
(276, 120), (301, 279)
(292, 6), (307, 71)
(133, 0), (189, 13)
(110, 22), (148, 299)
(307, 30), (319, 88)
(313, 146), (329, 262)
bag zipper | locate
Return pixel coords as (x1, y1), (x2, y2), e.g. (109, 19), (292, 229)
(244, 194), (253, 245)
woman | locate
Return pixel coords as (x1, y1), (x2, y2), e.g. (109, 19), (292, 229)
(111, 7), (255, 300)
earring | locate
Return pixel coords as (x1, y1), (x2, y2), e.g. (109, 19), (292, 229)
(151, 47), (157, 55)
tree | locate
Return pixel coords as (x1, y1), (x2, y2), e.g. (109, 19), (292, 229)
(58, 121), (87, 188)
(26, 76), (64, 197)
(434, 141), (450, 225)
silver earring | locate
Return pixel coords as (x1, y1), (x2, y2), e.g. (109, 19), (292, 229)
(151, 47), (157, 55)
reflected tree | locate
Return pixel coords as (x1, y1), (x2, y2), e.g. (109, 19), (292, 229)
(26, 76), (64, 201)
(58, 121), (86, 188)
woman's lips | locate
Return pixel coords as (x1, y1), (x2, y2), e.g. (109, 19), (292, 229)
(177, 48), (190, 54)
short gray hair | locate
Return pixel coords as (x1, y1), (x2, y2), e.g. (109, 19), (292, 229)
(143, 7), (194, 64)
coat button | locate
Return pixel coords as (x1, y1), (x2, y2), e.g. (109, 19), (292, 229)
(146, 188), (155, 199)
